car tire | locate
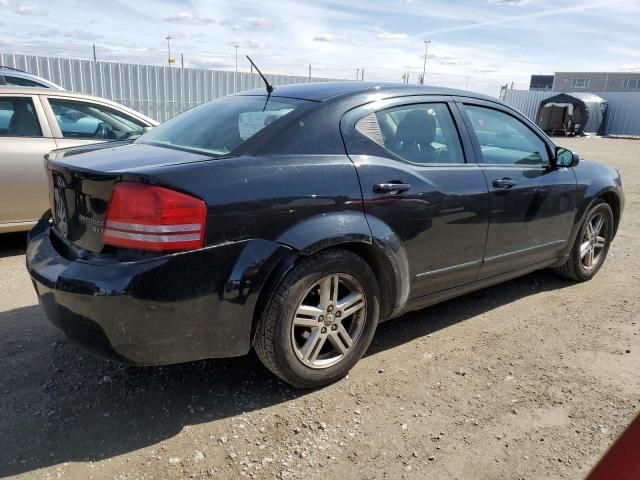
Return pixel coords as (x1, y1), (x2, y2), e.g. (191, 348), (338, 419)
(254, 248), (380, 388)
(554, 200), (614, 282)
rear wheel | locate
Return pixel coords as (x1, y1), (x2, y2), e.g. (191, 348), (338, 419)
(554, 200), (614, 281)
(254, 249), (380, 388)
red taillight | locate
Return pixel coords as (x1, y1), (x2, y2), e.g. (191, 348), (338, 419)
(102, 182), (206, 252)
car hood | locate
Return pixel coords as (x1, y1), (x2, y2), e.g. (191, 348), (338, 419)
(46, 142), (215, 174)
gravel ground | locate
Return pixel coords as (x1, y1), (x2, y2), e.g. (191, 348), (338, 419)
(0, 137), (638, 480)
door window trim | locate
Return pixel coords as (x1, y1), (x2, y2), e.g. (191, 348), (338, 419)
(352, 98), (477, 168)
(453, 98), (554, 169)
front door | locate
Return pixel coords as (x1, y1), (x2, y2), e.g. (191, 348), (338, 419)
(341, 97), (489, 299)
(457, 101), (577, 279)
(41, 96), (148, 149)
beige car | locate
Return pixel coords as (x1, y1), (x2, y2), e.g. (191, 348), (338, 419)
(0, 87), (158, 233)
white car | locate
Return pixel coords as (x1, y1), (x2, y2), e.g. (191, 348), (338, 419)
(0, 66), (64, 89)
(0, 87), (158, 233)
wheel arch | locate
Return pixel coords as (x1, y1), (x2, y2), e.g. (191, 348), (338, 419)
(598, 190), (621, 238)
(249, 238), (407, 344)
(563, 186), (622, 259)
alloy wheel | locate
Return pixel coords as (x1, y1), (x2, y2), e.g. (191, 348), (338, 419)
(291, 273), (367, 369)
(580, 213), (608, 271)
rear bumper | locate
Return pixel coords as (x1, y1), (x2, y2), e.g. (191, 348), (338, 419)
(26, 216), (290, 365)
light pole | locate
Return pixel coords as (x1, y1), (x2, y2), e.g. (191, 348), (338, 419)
(234, 43), (239, 92)
(421, 40), (430, 85)
(166, 35), (173, 67)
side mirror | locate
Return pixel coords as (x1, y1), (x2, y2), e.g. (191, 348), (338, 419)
(554, 147), (579, 168)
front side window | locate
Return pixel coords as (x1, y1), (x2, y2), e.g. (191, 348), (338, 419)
(463, 105), (549, 166)
(366, 103), (464, 164)
(139, 96), (310, 157)
(0, 97), (42, 137)
(48, 99), (146, 140)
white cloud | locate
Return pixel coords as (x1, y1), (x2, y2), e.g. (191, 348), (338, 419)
(488, 0), (529, 5)
(14, 4), (48, 16)
(63, 29), (101, 41)
(618, 63), (640, 72)
(245, 16), (270, 28)
(164, 12), (217, 25)
(377, 32), (408, 40)
(313, 33), (345, 42)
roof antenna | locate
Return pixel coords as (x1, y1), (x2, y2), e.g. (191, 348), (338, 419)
(246, 55), (274, 111)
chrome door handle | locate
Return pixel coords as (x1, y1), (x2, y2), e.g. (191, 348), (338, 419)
(373, 183), (411, 194)
(492, 178), (518, 189)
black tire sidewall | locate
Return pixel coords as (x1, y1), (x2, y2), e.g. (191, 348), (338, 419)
(272, 251), (380, 387)
(573, 201), (614, 280)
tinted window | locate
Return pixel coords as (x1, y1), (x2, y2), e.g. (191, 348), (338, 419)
(463, 105), (549, 166)
(373, 103), (464, 164)
(49, 99), (146, 140)
(4, 75), (44, 87)
(139, 96), (310, 157)
(0, 97), (42, 137)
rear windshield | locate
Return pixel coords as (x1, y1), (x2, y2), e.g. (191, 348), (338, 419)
(138, 96), (311, 157)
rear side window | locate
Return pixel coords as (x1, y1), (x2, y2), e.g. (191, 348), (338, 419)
(49, 99), (146, 140)
(463, 105), (549, 166)
(359, 103), (465, 164)
(139, 96), (310, 157)
(0, 97), (42, 137)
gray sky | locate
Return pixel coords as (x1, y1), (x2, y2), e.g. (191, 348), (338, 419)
(1, 0), (639, 95)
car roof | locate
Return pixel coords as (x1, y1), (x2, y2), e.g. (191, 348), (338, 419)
(0, 67), (65, 89)
(0, 86), (159, 125)
(239, 81), (497, 103)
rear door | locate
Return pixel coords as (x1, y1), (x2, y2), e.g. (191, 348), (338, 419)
(0, 94), (57, 226)
(341, 96), (489, 299)
(456, 99), (577, 278)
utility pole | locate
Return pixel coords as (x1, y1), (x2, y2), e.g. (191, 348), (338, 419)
(421, 40), (431, 85)
(181, 53), (184, 69)
(234, 43), (239, 92)
(356, 68), (359, 80)
(92, 44), (97, 62)
(309, 64), (311, 80)
(165, 35), (173, 67)
(361, 69), (364, 81)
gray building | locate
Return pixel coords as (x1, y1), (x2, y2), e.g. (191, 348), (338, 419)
(553, 72), (640, 92)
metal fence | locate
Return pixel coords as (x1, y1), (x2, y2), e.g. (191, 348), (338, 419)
(1, 53), (339, 122)
(503, 89), (640, 137)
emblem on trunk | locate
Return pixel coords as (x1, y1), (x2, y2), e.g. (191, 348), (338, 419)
(78, 215), (104, 233)
(53, 176), (69, 238)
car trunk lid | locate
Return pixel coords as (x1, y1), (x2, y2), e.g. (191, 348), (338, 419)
(46, 142), (212, 253)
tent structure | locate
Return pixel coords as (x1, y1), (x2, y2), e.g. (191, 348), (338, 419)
(536, 92), (608, 136)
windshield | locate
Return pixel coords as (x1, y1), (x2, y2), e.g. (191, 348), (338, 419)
(138, 96), (311, 157)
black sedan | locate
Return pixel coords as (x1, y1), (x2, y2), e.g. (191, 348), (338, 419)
(26, 82), (624, 388)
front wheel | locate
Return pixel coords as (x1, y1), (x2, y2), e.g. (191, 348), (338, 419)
(254, 249), (380, 388)
(554, 200), (614, 281)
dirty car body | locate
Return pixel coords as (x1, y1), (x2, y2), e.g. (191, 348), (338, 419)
(26, 82), (624, 375)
